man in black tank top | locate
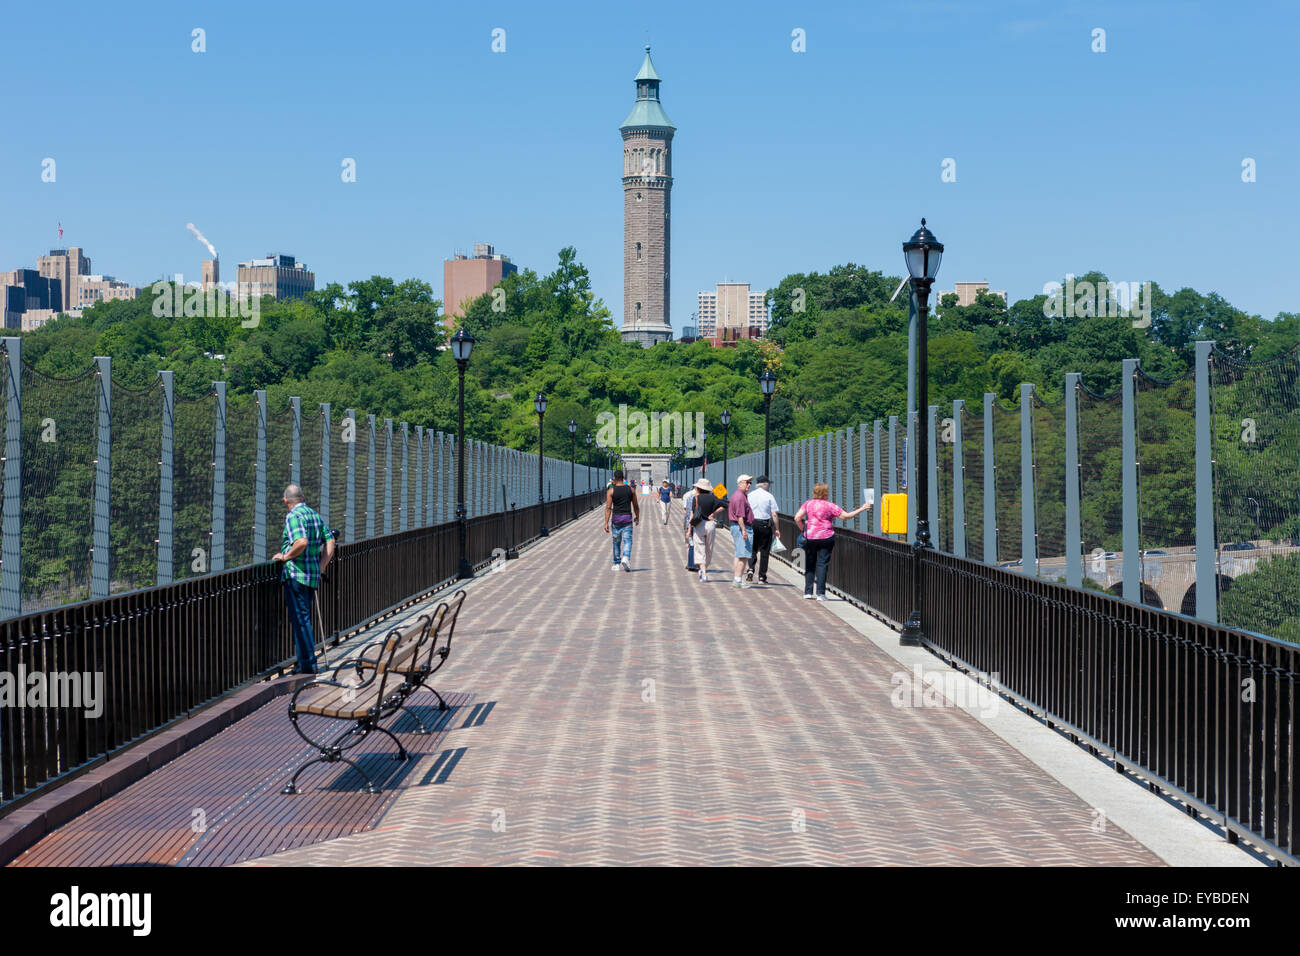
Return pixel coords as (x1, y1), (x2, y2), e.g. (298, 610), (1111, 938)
(604, 469), (640, 572)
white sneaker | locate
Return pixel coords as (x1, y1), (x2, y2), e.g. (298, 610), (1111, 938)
(611, 564), (620, 572)
(732, 578), (742, 588)
(698, 570), (707, 582)
(621, 559), (631, 572)
(816, 594), (828, 602)
(802, 594), (815, 600)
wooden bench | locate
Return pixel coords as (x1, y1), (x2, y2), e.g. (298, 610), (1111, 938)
(280, 612), (435, 795)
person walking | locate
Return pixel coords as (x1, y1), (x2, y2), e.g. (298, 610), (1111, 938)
(729, 475), (755, 589)
(687, 477), (725, 583)
(272, 484), (336, 674)
(657, 479), (673, 524)
(604, 469), (639, 572)
(746, 475), (779, 584)
(793, 482), (870, 602)
(682, 480), (699, 571)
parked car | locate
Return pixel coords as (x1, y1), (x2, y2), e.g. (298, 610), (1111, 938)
(1141, 549), (1170, 557)
(1222, 541), (1256, 551)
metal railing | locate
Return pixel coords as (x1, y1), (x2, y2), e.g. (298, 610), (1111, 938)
(775, 515), (1298, 865)
(0, 489), (604, 813)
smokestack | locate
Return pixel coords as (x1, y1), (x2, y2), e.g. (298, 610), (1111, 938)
(186, 222), (218, 259)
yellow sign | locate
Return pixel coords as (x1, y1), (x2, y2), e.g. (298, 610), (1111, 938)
(881, 493), (908, 534)
(713, 483), (727, 498)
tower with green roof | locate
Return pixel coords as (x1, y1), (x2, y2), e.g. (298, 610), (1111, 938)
(619, 46), (674, 346)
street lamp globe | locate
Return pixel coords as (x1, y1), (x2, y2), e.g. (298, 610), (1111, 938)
(451, 328), (475, 365)
(903, 218), (944, 281)
(534, 393), (547, 415)
(760, 370), (776, 396)
(568, 419), (577, 435)
(720, 409), (731, 427)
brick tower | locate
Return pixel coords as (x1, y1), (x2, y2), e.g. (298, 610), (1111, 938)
(620, 46), (674, 346)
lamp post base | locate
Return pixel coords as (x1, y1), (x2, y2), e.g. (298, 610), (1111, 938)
(539, 526), (550, 537)
(505, 549), (520, 560)
(899, 610), (925, 646)
(457, 559), (475, 580)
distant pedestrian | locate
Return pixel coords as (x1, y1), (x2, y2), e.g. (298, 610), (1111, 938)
(687, 477), (726, 583)
(793, 482), (870, 601)
(746, 475), (779, 584)
(604, 469), (639, 572)
(272, 484), (335, 674)
(729, 474), (755, 588)
(658, 479), (672, 524)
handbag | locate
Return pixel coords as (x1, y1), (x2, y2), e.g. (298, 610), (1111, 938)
(771, 535), (787, 554)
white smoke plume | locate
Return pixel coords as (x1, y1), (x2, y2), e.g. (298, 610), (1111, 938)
(186, 222), (218, 259)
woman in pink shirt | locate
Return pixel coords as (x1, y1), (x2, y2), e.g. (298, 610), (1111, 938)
(793, 482), (870, 601)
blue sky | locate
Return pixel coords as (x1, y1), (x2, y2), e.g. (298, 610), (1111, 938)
(2, 0), (1297, 333)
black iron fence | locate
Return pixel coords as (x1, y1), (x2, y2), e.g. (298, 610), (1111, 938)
(0, 489), (604, 812)
(775, 515), (1298, 865)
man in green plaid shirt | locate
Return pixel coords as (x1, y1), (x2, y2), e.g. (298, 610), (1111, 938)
(272, 484), (335, 673)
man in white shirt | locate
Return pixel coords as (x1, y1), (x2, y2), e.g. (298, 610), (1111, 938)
(746, 475), (779, 584)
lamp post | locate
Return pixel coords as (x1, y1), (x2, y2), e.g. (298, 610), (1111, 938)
(585, 433), (593, 492)
(899, 218), (943, 647)
(568, 419), (578, 520)
(720, 410), (731, 490)
(451, 328), (476, 579)
(535, 393), (549, 536)
(760, 370), (776, 478)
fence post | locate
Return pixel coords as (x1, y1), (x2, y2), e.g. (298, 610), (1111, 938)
(400, 421), (409, 532)
(414, 425), (423, 527)
(888, 415), (898, 497)
(320, 403), (331, 529)
(1, 338), (21, 617)
(1021, 383), (1036, 577)
(1065, 374), (1082, 588)
(383, 419), (394, 536)
(1122, 358), (1139, 602)
(857, 423), (868, 531)
(254, 389), (267, 563)
(1194, 341), (1216, 621)
(366, 414), (376, 539)
(983, 393), (996, 565)
(953, 400), (965, 559)
(212, 382), (226, 572)
(157, 370), (175, 587)
(873, 420), (883, 535)
(290, 396), (302, 487)
(91, 356), (111, 600)
(345, 408), (357, 543)
(907, 291), (917, 548)
(928, 405), (939, 550)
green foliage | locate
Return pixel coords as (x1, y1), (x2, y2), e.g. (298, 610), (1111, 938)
(1220, 554), (1299, 643)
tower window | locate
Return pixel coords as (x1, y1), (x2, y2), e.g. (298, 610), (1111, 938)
(636, 243), (642, 260)
(636, 192), (643, 201)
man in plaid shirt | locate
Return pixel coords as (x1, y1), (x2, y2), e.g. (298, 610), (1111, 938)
(272, 484), (335, 674)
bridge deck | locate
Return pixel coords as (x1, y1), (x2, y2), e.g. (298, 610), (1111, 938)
(11, 505), (1165, 866)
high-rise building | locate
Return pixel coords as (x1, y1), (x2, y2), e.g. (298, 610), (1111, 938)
(0, 269), (62, 331)
(37, 247), (90, 313)
(236, 253), (314, 302)
(696, 282), (769, 343)
(442, 243), (518, 325)
(77, 275), (138, 309)
(202, 258), (220, 291)
(620, 46), (674, 347)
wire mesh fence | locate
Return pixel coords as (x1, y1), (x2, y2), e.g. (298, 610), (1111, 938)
(1211, 349), (1300, 641)
(108, 380), (162, 595)
(936, 413), (954, 553)
(1078, 385), (1124, 592)
(1032, 390), (1067, 580)
(992, 399), (1021, 565)
(1135, 370), (1197, 611)
(959, 404), (984, 561)
(172, 389), (215, 582)
(20, 365), (97, 610)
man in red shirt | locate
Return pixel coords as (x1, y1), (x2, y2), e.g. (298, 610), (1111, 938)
(729, 474), (755, 589)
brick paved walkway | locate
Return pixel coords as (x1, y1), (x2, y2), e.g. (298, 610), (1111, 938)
(238, 506), (1161, 866)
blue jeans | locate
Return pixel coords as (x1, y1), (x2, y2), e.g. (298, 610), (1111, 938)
(283, 578), (317, 673)
(611, 522), (633, 564)
(803, 537), (835, 596)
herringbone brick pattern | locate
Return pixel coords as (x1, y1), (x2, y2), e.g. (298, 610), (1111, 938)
(242, 507), (1161, 866)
